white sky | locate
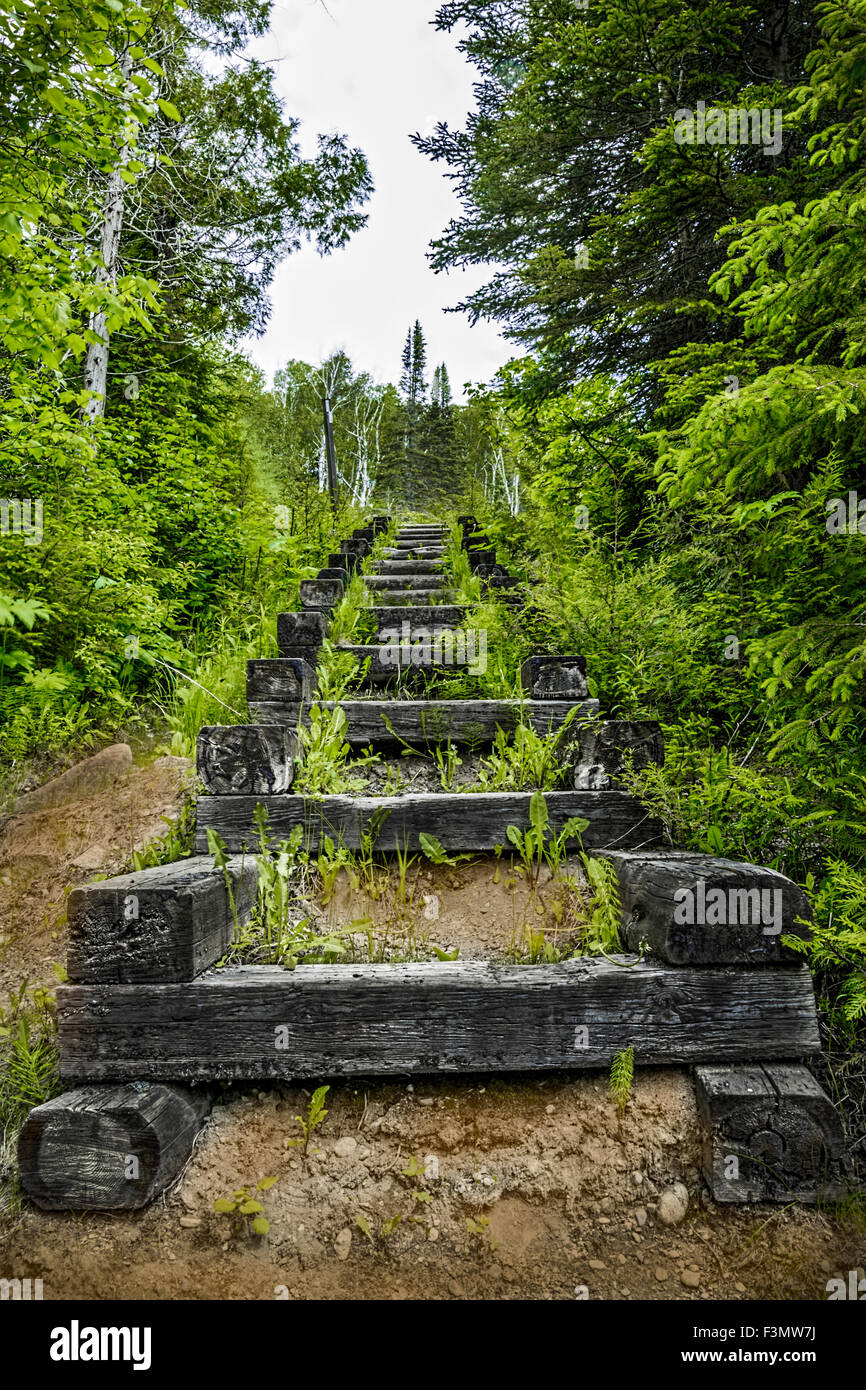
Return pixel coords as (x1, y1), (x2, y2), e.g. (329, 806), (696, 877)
(242, 0), (513, 400)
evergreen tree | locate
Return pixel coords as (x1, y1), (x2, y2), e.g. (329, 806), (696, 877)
(398, 319), (429, 504)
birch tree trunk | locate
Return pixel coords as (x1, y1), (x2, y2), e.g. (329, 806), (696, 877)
(83, 49), (134, 422)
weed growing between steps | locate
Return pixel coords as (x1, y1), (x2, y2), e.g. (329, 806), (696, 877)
(205, 793), (627, 969)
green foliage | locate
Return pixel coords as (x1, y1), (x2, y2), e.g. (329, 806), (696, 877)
(212, 1175), (278, 1239)
(0, 979), (62, 1215)
(287, 1085), (330, 1158)
(609, 1046), (635, 1136)
(785, 862), (866, 1037)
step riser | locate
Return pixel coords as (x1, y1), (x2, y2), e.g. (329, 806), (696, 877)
(247, 699), (601, 745)
(55, 962), (820, 1082)
(195, 791), (663, 853)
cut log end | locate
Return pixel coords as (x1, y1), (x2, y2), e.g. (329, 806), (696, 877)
(17, 1083), (212, 1211)
(695, 1063), (847, 1204)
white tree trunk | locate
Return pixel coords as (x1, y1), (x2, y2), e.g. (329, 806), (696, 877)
(83, 50), (134, 422)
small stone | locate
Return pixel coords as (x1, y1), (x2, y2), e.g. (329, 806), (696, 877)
(419, 1098), (434, 1107)
(635, 1206), (648, 1228)
(681, 1269), (701, 1289)
(424, 1154), (440, 1181)
(334, 1136), (357, 1158)
(657, 1183), (689, 1227)
(178, 1216), (200, 1229)
(448, 1279), (463, 1297)
(588, 1259), (606, 1270)
(654, 1266), (669, 1282)
(427, 1226), (439, 1242)
(334, 1228), (352, 1261)
(735, 1282), (747, 1293)
(545, 1104), (555, 1115)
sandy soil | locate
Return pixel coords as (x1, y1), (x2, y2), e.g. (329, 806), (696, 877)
(0, 746), (862, 1301)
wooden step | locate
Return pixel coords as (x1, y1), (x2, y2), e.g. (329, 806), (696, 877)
(247, 698), (600, 745)
(375, 559), (445, 574)
(365, 575), (448, 590)
(361, 605), (471, 629)
(55, 961), (820, 1083)
(367, 588), (458, 605)
(195, 789), (663, 853)
(384, 547), (446, 558)
(332, 643), (474, 684)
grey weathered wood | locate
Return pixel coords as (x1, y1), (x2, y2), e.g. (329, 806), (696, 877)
(247, 657), (316, 704)
(367, 587), (458, 605)
(384, 547), (445, 558)
(475, 563), (509, 578)
(341, 538), (371, 558)
(376, 559), (444, 574)
(66, 855), (257, 984)
(276, 610), (327, 660)
(300, 578), (343, 610)
(603, 851), (812, 966)
(194, 789), (662, 854)
(17, 1083), (213, 1209)
(364, 605), (470, 630)
(55, 961), (820, 1083)
(571, 719), (664, 790)
(334, 642), (474, 683)
(316, 567), (348, 581)
(522, 654), (589, 699)
(695, 1064), (845, 1203)
(365, 575), (447, 590)
(197, 725), (295, 795)
(247, 698), (601, 746)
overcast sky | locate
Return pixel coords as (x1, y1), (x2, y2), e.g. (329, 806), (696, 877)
(242, 0), (513, 400)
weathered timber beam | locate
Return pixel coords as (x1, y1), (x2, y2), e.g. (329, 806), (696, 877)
(55, 961), (820, 1083)
(18, 1083), (213, 1210)
(522, 654), (589, 699)
(194, 790), (663, 854)
(197, 725), (295, 795)
(695, 1064), (846, 1204)
(570, 719), (665, 790)
(247, 657), (316, 704)
(245, 698), (601, 746)
(602, 850), (812, 966)
(66, 855), (256, 984)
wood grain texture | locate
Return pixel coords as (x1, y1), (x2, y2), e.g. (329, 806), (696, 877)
(197, 724), (295, 795)
(194, 789), (663, 853)
(603, 851), (812, 965)
(246, 698), (601, 746)
(18, 1083), (212, 1209)
(364, 588), (458, 605)
(66, 855), (257, 984)
(55, 961), (820, 1082)
(365, 575), (448, 590)
(333, 642), (473, 683)
(521, 654), (589, 699)
(363, 605), (471, 630)
(695, 1064), (845, 1203)
(571, 720), (665, 790)
(376, 559), (445, 574)
(246, 658), (316, 703)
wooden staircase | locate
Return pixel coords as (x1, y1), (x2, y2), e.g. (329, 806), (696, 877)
(17, 513), (849, 1211)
